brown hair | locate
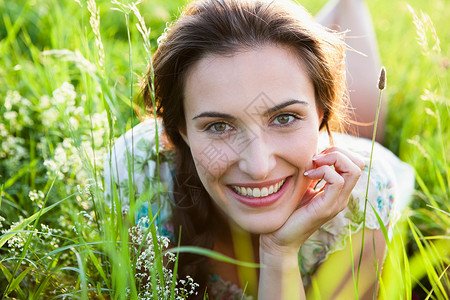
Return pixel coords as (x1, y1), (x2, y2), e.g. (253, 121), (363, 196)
(142, 0), (347, 296)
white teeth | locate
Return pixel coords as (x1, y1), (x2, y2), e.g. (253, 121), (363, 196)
(261, 187), (268, 197)
(231, 178), (286, 198)
(240, 186), (247, 196)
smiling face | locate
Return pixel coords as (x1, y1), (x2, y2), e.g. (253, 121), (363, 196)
(180, 44), (323, 233)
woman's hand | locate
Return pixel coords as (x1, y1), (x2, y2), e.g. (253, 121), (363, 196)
(257, 147), (365, 299)
(260, 146), (365, 256)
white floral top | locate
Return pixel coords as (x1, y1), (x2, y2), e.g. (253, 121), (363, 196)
(104, 118), (414, 298)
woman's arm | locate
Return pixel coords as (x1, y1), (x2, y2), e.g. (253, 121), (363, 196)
(258, 229), (387, 300)
(258, 245), (305, 300)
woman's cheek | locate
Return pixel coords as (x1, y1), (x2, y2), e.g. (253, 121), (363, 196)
(275, 132), (318, 170)
(191, 140), (237, 181)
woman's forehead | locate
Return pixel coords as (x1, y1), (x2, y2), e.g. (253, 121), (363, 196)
(183, 44), (316, 114)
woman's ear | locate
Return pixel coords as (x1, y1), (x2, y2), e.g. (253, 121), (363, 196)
(178, 126), (190, 146)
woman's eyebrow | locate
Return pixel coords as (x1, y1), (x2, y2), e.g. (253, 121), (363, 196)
(192, 111), (236, 121)
(264, 99), (309, 115)
(192, 99), (308, 120)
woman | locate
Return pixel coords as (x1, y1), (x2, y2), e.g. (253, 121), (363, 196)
(104, 0), (414, 298)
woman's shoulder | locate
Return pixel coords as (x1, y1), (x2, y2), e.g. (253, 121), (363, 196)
(107, 118), (173, 160)
(103, 119), (176, 226)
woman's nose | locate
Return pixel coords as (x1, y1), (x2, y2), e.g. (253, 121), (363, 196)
(238, 134), (276, 180)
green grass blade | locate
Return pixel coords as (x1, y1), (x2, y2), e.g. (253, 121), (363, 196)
(31, 275), (52, 300)
(3, 159), (38, 189)
(424, 262), (450, 300)
(4, 178), (56, 297)
(86, 246), (110, 291)
(5, 264), (34, 295)
(348, 225), (358, 300)
(0, 194), (74, 248)
(368, 201), (390, 246)
(31, 276), (52, 300)
(72, 248), (88, 300)
(358, 79), (384, 288)
(0, 263), (26, 299)
(408, 218), (449, 298)
(167, 246), (260, 269)
(415, 172), (438, 208)
(400, 231), (412, 300)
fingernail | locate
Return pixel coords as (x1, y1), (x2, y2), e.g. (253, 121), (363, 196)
(304, 171), (310, 176)
(312, 154), (323, 161)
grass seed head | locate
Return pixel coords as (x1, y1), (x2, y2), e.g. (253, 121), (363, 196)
(378, 67), (386, 90)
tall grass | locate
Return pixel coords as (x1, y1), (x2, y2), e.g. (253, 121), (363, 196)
(0, 0), (448, 298)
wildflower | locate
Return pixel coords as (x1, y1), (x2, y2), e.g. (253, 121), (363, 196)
(69, 116), (80, 128)
(130, 218), (199, 299)
(0, 124), (7, 137)
(1, 136), (26, 158)
(0, 216), (5, 229)
(44, 159), (64, 180)
(3, 111), (18, 122)
(5, 90), (22, 110)
(29, 190), (45, 203)
(52, 81), (76, 107)
(39, 95), (51, 108)
(42, 107), (59, 127)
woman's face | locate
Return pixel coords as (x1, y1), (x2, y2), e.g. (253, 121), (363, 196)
(180, 45), (323, 233)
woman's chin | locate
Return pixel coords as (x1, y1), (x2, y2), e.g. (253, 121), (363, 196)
(236, 217), (286, 235)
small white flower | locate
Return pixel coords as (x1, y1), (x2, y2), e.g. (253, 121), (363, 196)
(42, 107), (59, 127)
(52, 82), (76, 106)
(4, 111), (18, 121)
(69, 116), (79, 128)
(5, 91), (22, 110)
(29, 190), (45, 202)
(39, 95), (51, 108)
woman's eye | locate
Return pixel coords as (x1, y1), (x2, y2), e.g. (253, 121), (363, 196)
(273, 114), (296, 125)
(207, 122), (232, 133)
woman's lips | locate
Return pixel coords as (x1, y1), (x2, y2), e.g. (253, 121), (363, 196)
(228, 177), (291, 208)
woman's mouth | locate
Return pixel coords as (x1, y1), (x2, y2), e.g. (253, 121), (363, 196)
(230, 178), (286, 198)
(228, 177), (290, 208)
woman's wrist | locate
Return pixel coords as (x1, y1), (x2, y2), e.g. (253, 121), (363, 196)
(259, 233), (302, 261)
(258, 247), (305, 300)
(259, 244), (299, 269)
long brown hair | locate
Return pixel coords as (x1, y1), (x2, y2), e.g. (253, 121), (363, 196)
(142, 0), (347, 296)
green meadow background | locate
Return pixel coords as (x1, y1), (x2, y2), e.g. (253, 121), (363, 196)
(0, 0), (448, 298)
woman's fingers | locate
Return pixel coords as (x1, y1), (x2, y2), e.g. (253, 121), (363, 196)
(309, 149), (363, 197)
(317, 147), (365, 170)
(303, 147), (363, 216)
(304, 165), (346, 213)
(263, 147), (364, 250)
